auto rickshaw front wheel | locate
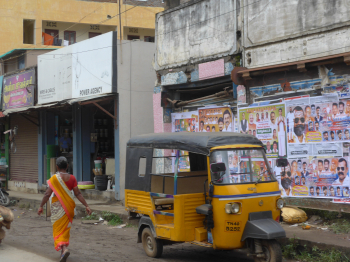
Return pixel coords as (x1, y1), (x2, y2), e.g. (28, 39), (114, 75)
(254, 240), (282, 262)
(141, 227), (163, 258)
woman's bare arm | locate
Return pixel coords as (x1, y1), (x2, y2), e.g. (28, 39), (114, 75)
(73, 187), (92, 215)
(37, 187), (53, 215)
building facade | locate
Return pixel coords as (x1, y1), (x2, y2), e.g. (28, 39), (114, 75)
(0, 0), (163, 60)
(153, 0), (350, 211)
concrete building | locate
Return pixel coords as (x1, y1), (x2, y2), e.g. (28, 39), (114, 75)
(0, 0), (163, 62)
(152, 0), (350, 211)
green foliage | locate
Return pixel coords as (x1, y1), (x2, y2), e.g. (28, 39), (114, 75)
(328, 219), (350, 234)
(108, 215), (123, 226)
(282, 238), (349, 262)
(101, 211), (115, 221)
(82, 211), (99, 220)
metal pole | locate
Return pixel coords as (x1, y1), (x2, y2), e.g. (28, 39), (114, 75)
(174, 150), (180, 195)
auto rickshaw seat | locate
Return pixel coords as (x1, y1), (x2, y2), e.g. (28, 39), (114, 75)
(196, 204), (212, 215)
(154, 198), (174, 205)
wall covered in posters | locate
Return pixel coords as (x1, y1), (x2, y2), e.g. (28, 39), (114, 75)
(238, 104), (286, 158)
(239, 95), (350, 202)
(275, 156), (349, 199)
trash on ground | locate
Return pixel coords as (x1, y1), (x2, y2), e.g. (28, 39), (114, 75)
(99, 217), (104, 221)
(281, 207), (308, 224)
(81, 220), (101, 224)
(116, 224), (126, 229)
(302, 225), (311, 230)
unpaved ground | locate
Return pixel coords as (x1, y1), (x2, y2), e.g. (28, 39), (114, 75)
(2, 208), (259, 262)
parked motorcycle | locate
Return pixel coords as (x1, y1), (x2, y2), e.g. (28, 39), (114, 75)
(0, 181), (9, 207)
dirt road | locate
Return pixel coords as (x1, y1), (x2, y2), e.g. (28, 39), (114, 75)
(1, 208), (255, 262)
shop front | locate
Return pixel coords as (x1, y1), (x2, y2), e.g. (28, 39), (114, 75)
(1, 68), (39, 191)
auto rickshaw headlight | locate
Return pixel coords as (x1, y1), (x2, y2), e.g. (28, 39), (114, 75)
(225, 203), (240, 214)
(277, 198), (284, 209)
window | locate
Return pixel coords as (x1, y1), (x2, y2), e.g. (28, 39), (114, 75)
(139, 157), (147, 177)
(44, 29), (59, 46)
(64, 31), (76, 45)
(23, 19), (35, 44)
(210, 149), (275, 184)
(127, 35), (140, 40)
(18, 56), (25, 70)
(89, 32), (102, 39)
(144, 36), (155, 43)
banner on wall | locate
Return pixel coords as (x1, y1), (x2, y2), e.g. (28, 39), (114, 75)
(238, 104), (286, 158)
(285, 94), (350, 155)
(171, 111), (199, 172)
(198, 106), (234, 132)
(171, 111), (198, 133)
(2, 69), (35, 110)
(275, 156), (350, 200)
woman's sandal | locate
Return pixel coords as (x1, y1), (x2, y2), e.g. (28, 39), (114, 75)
(60, 249), (70, 262)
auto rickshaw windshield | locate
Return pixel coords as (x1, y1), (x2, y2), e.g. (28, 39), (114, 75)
(210, 148), (275, 184)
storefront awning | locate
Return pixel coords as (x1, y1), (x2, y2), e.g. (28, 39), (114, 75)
(2, 102), (60, 116)
(2, 94), (117, 116)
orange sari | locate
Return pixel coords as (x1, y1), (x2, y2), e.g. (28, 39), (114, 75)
(48, 174), (76, 251)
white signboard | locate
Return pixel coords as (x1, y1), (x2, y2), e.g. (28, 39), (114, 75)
(38, 32), (114, 104)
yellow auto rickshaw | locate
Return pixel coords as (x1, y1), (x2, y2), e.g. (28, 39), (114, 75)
(125, 132), (285, 262)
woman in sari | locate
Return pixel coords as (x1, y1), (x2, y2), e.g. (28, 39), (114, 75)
(37, 157), (92, 262)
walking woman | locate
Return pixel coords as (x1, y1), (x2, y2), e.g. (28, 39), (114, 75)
(37, 156), (92, 262)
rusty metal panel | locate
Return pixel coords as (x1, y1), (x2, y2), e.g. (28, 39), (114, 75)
(285, 198), (350, 214)
(10, 113), (38, 183)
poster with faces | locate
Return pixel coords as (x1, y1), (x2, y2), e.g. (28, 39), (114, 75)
(238, 103), (286, 158)
(198, 106), (234, 133)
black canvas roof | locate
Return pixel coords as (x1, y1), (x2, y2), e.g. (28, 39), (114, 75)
(127, 132), (263, 155)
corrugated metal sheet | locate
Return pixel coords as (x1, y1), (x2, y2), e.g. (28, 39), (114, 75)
(10, 113), (38, 182)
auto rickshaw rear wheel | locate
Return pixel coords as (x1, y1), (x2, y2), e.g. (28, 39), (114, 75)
(141, 227), (163, 258)
(254, 240), (282, 262)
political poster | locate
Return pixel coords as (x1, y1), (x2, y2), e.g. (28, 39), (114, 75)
(275, 156), (350, 200)
(238, 104), (287, 158)
(171, 111), (198, 133)
(171, 111), (199, 172)
(198, 106), (234, 132)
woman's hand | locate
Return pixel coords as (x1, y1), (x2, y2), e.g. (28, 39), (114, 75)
(86, 206), (92, 215)
(37, 207), (43, 216)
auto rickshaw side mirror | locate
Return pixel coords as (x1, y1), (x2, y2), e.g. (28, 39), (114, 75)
(276, 158), (288, 167)
(210, 162), (226, 173)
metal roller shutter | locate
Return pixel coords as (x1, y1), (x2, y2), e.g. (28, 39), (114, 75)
(10, 113), (38, 183)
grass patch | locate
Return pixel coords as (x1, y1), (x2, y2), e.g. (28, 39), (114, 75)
(326, 219), (350, 234)
(108, 215), (123, 226)
(282, 238), (349, 262)
(100, 211), (123, 226)
(126, 223), (137, 229)
(82, 211), (99, 220)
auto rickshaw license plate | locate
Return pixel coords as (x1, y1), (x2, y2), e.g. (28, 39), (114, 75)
(225, 221), (241, 232)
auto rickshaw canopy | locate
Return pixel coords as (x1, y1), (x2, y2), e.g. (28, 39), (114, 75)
(127, 132), (263, 155)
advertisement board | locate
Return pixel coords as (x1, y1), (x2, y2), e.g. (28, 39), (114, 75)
(2, 69), (35, 110)
(238, 104), (286, 158)
(198, 106), (234, 132)
(171, 111), (199, 172)
(275, 156), (350, 200)
(38, 32), (115, 104)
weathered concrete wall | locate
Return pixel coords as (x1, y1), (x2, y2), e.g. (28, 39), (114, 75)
(117, 40), (155, 202)
(155, 0), (239, 70)
(243, 0), (350, 68)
